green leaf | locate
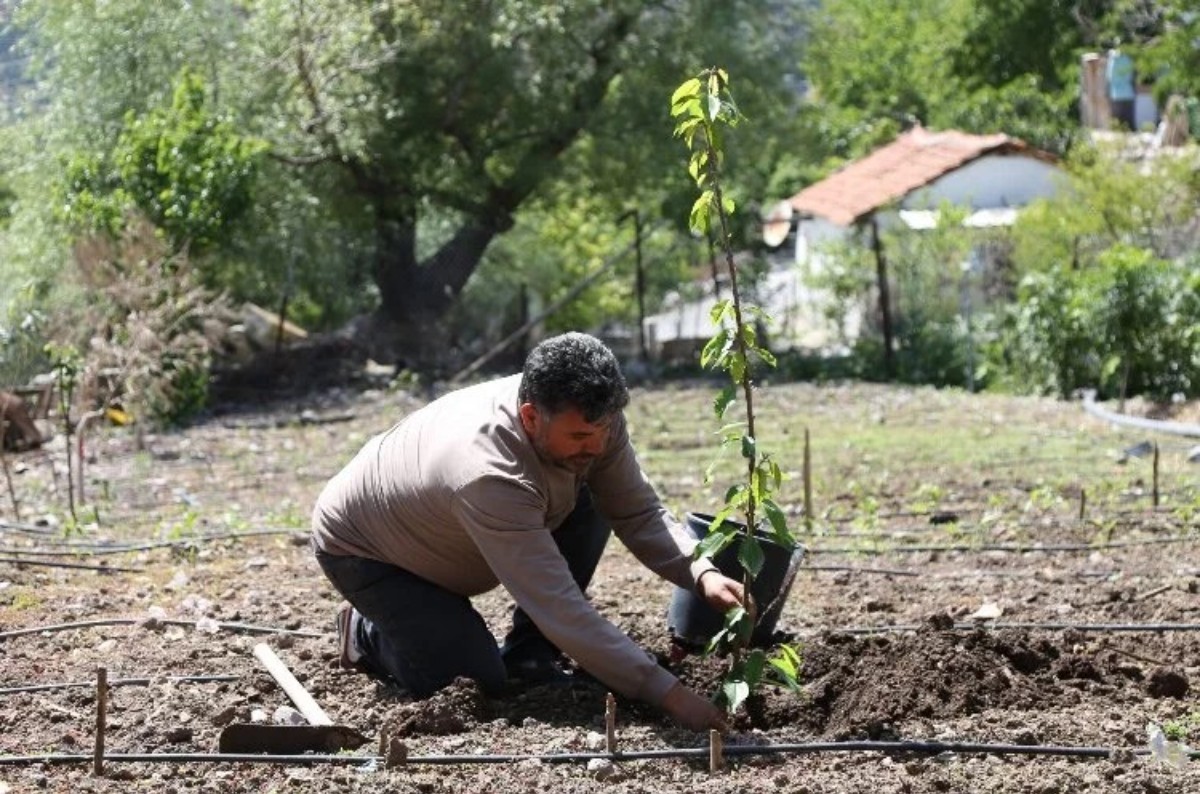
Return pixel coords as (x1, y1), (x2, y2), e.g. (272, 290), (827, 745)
(689, 192), (713, 234)
(757, 347), (778, 368)
(767, 643), (803, 689)
(723, 680), (750, 713)
(743, 648), (767, 686)
(722, 483), (747, 507)
(762, 499), (794, 546)
(713, 383), (737, 419)
(740, 321), (757, 347)
(738, 533), (764, 578)
(730, 606), (754, 644)
(709, 503), (738, 532)
(671, 77), (702, 107)
(709, 299), (732, 325)
(767, 459), (783, 488)
(729, 352), (746, 384)
(673, 116), (702, 139)
(740, 433), (756, 460)
(706, 91), (722, 121)
(695, 528), (734, 560)
(700, 327), (730, 369)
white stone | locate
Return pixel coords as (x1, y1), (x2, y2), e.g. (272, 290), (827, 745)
(273, 706), (306, 726)
(587, 758), (619, 781)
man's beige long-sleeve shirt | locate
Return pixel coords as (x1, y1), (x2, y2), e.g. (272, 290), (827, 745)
(311, 375), (713, 706)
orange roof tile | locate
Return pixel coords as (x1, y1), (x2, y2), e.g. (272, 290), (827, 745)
(788, 127), (1040, 227)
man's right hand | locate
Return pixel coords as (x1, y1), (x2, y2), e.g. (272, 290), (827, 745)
(660, 681), (729, 732)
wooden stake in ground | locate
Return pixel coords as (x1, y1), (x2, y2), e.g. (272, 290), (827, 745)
(1152, 442), (1160, 508)
(1078, 488), (1086, 522)
(709, 728), (724, 773)
(803, 427), (813, 534)
(93, 666), (107, 777)
(0, 423), (19, 521)
(604, 692), (617, 754)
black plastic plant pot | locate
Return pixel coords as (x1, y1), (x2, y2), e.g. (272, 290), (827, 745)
(668, 511), (805, 650)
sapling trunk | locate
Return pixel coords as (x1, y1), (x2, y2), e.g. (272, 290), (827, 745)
(710, 180), (759, 635)
(672, 67), (803, 716)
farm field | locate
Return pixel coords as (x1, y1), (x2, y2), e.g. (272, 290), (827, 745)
(1, 379), (1197, 793)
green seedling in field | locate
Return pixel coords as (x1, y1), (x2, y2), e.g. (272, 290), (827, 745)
(1163, 712), (1200, 742)
(907, 483), (945, 515)
(672, 68), (802, 715)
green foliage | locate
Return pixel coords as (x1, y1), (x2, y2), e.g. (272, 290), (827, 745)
(0, 308), (50, 388)
(990, 141), (1200, 401)
(802, 0), (1089, 155)
(673, 68), (801, 716)
(8, 0), (807, 354)
(58, 68), (267, 254)
(993, 245), (1200, 400)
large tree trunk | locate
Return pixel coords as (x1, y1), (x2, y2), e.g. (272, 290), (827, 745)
(361, 215), (504, 371)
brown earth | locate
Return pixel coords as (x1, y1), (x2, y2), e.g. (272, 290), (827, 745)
(0, 381), (1197, 793)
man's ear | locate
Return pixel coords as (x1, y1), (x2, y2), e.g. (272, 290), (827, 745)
(518, 402), (541, 434)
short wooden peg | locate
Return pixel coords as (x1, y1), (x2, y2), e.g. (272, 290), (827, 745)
(605, 692), (618, 754)
(1152, 442), (1160, 508)
(709, 728), (724, 773)
(93, 666), (107, 777)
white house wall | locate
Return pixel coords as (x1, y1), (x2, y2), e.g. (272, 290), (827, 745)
(904, 155), (1060, 211)
(794, 216), (848, 272)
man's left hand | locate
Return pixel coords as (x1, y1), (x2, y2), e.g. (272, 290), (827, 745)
(696, 570), (747, 613)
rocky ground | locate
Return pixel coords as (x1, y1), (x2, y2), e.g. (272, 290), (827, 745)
(0, 379), (1197, 793)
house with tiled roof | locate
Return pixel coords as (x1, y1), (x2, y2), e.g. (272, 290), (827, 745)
(644, 127), (1061, 363)
(760, 126), (1062, 355)
(784, 125), (1059, 249)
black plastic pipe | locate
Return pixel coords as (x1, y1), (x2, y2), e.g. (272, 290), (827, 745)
(813, 535), (1198, 555)
(0, 527), (304, 557)
(0, 674), (238, 696)
(0, 739), (1195, 767)
(0, 617), (326, 641)
(815, 621), (1200, 636)
(0, 556), (143, 573)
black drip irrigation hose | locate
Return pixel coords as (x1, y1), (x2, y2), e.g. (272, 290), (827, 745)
(0, 740), (1194, 768)
(811, 534), (1199, 556)
(0, 520), (58, 536)
(803, 564), (1187, 580)
(803, 565), (919, 577)
(0, 556), (143, 573)
(0, 527), (306, 557)
(0, 617), (326, 642)
(811, 621), (1200, 637)
(0, 674), (238, 696)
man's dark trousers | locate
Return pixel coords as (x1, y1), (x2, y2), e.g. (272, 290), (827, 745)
(315, 487), (610, 696)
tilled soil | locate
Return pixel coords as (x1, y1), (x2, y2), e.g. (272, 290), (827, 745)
(0, 381), (1197, 793)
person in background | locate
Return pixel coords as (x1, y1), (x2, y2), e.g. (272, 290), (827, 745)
(1106, 48), (1136, 130)
(311, 332), (742, 731)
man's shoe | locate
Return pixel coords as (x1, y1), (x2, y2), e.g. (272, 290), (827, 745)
(335, 605), (367, 672)
(502, 643), (573, 686)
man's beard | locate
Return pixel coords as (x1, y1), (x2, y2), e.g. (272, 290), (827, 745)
(531, 431), (596, 473)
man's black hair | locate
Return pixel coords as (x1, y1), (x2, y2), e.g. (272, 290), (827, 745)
(518, 332), (629, 422)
